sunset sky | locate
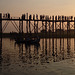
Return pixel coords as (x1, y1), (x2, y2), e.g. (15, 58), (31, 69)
(0, 0), (75, 17)
(0, 0), (75, 32)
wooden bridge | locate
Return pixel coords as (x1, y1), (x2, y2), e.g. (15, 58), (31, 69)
(0, 13), (75, 39)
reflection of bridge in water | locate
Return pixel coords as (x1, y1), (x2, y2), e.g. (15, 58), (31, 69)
(15, 38), (75, 64)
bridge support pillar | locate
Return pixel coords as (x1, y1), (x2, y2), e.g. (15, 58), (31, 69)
(0, 13), (2, 41)
(19, 19), (23, 38)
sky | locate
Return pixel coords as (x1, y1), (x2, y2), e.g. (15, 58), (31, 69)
(0, 0), (75, 33)
(0, 0), (75, 17)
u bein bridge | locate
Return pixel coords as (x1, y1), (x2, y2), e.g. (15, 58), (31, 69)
(0, 13), (75, 38)
(0, 13), (75, 61)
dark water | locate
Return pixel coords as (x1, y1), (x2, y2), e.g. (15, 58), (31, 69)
(0, 38), (75, 75)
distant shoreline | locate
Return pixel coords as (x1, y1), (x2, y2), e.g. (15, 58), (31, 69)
(1, 33), (75, 38)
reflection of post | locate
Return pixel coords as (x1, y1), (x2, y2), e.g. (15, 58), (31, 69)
(0, 38), (2, 73)
(67, 38), (71, 57)
(19, 44), (23, 59)
(25, 45), (32, 64)
(62, 38), (64, 60)
(29, 46), (31, 59)
(45, 38), (47, 56)
(55, 38), (57, 57)
(60, 38), (61, 53)
(34, 45), (39, 56)
(0, 39), (2, 58)
(42, 38), (44, 55)
(49, 38), (51, 56)
(52, 38), (54, 56)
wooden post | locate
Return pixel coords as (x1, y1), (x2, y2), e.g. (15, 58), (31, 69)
(33, 15), (35, 33)
(45, 21), (47, 37)
(60, 16), (61, 38)
(0, 13), (2, 61)
(19, 18), (23, 39)
(55, 16), (57, 37)
(0, 13), (2, 39)
(49, 22), (50, 37)
(62, 16), (64, 56)
(67, 18), (68, 38)
(52, 16), (54, 37)
(42, 20), (44, 37)
(55, 16), (57, 57)
(52, 16), (54, 57)
(19, 19), (23, 34)
(74, 17), (75, 50)
(26, 13), (28, 33)
(29, 15), (31, 33)
(22, 21), (23, 34)
(60, 16), (61, 52)
(62, 21), (64, 37)
(29, 19), (31, 33)
(74, 17), (75, 37)
(36, 14), (38, 33)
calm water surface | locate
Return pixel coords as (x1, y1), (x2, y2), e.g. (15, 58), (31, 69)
(0, 38), (75, 75)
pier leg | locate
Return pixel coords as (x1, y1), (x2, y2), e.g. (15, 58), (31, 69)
(0, 13), (2, 39)
(34, 15), (38, 36)
(19, 19), (23, 38)
(45, 21), (47, 37)
(19, 20), (23, 34)
(60, 18), (61, 52)
(29, 20), (31, 33)
(26, 13), (28, 33)
(74, 17), (75, 50)
(42, 21), (44, 37)
(49, 22), (50, 37)
(67, 20), (70, 38)
(52, 16), (54, 37)
(0, 13), (2, 67)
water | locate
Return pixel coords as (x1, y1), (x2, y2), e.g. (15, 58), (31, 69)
(0, 38), (75, 75)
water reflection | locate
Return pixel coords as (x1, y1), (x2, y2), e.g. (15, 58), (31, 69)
(0, 38), (2, 73)
(0, 38), (75, 74)
(15, 43), (40, 64)
(14, 38), (75, 64)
